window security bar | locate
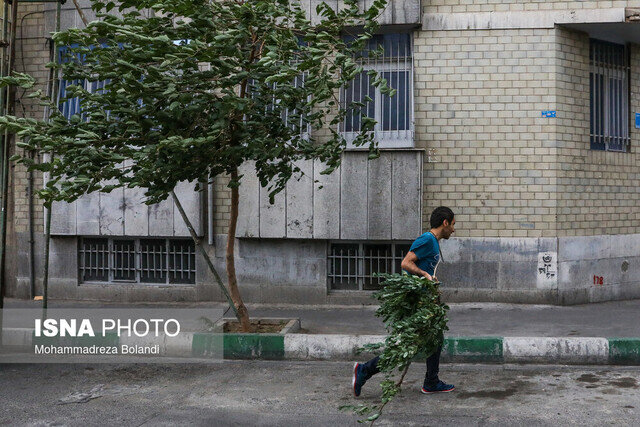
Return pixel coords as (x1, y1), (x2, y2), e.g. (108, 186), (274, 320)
(328, 242), (411, 291)
(78, 238), (196, 285)
(251, 67), (310, 138)
(340, 33), (414, 149)
(589, 39), (630, 152)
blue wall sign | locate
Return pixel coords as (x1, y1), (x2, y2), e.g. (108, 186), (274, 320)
(635, 113), (640, 129)
(541, 111), (556, 118)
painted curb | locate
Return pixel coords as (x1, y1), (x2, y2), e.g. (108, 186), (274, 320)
(608, 338), (640, 365)
(503, 337), (609, 364)
(3, 329), (640, 364)
(442, 337), (503, 362)
(285, 335), (505, 363)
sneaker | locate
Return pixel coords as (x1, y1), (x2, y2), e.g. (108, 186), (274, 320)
(421, 381), (455, 394)
(352, 362), (367, 397)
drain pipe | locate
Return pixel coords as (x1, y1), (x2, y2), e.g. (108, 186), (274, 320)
(43, 0), (62, 315)
(0, 0), (9, 321)
(27, 149), (34, 298)
(0, 0), (19, 310)
(208, 179), (214, 246)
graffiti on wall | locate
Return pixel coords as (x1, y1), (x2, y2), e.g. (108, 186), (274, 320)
(536, 251), (557, 289)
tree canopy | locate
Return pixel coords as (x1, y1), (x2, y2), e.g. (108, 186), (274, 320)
(2, 0), (390, 207)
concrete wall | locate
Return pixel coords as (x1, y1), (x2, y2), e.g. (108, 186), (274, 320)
(301, 0), (421, 27)
(237, 151), (423, 240)
(558, 234), (640, 304)
(423, 0), (640, 14)
(41, 236), (205, 303)
(38, 232), (640, 306)
(50, 181), (204, 237)
(436, 237), (559, 303)
(32, 234), (329, 305)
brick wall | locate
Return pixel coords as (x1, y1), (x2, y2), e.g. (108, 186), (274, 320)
(556, 27), (640, 236)
(11, 2), (48, 235)
(414, 28), (559, 238)
(213, 174), (231, 236)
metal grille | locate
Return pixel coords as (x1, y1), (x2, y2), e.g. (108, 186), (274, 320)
(340, 33), (414, 148)
(79, 238), (196, 284)
(140, 239), (167, 283)
(590, 39), (630, 152)
(113, 240), (136, 281)
(251, 71), (310, 136)
(328, 242), (411, 290)
(79, 238), (109, 282)
(57, 45), (111, 120)
(169, 240), (197, 284)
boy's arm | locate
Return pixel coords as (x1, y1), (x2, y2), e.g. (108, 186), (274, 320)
(401, 251), (434, 281)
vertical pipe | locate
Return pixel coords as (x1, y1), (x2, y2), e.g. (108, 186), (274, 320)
(207, 179), (214, 245)
(597, 42), (600, 146)
(0, 0), (9, 346)
(28, 150), (34, 298)
(596, 42), (601, 147)
(609, 47), (620, 150)
(43, 0), (61, 315)
(396, 36), (400, 139)
(0, 0), (8, 315)
(616, 48), (619, 149)
(591, 42), (594, 145)
(606, 44), (611, 150)
(596, 42), (600, 147)
(0, 0), (18, 311)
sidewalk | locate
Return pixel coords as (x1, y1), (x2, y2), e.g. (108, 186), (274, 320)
(3, 298), (640, 364)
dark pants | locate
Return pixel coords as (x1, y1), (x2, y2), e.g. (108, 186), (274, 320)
(360, 345), (443, 388)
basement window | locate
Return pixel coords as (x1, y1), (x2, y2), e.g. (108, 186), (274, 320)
(327, 242), (411, 290)
(78, 238), (196, 285)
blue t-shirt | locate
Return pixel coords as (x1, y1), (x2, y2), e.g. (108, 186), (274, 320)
(406, 232), (440, 276)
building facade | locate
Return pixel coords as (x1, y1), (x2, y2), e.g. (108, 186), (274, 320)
(6, 0), (640, 305)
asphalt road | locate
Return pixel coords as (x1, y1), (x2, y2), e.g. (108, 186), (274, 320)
(1, 361), (639, 426)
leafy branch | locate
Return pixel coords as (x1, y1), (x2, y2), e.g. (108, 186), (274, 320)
(340, 274), (449, 425)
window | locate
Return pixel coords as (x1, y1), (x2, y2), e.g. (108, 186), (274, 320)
(250, 69), (310, 138)
(57, 45), (110, 120)
(253, 72), (310, 137)
(78, 238), (196, 284)
(340, 33), (413, 148)
(327, 242), (411, 290)
(590, 39), (630, 152)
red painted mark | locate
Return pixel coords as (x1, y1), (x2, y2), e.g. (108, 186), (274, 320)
(593, 275), (604, 286)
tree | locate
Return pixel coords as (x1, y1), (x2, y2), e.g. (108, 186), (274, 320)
(0, 0), (391, 331)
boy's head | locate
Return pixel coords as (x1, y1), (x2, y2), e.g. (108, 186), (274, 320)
(430, 206), (455, 239)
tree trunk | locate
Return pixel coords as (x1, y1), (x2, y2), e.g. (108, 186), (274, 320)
(226, 168), (251, 332)
(71, 0), (89, 27)
(171, 190), (239, 318)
